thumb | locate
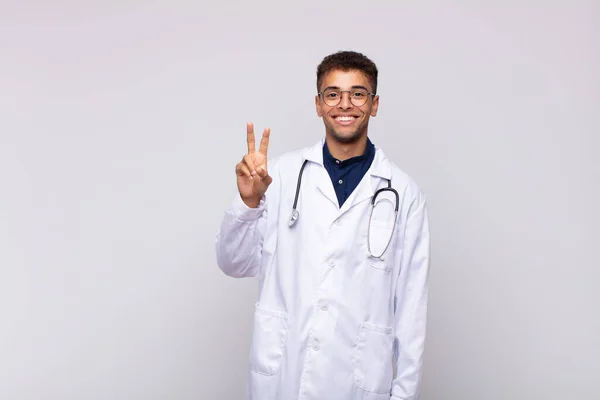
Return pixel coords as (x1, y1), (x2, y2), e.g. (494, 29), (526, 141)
(257, 167), (272, 186)
(262, 174), (273, 186)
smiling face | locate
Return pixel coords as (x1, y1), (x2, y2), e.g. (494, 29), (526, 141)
(315, 69), (379, 145)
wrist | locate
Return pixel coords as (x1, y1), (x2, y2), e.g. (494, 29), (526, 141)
(241, 195), (261, 208)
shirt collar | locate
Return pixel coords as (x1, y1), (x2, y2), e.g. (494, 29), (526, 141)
(322, 137), (375, 166)
(302, 137), (391, 180)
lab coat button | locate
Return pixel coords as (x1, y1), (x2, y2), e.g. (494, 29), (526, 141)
(321, 303), (329, 311)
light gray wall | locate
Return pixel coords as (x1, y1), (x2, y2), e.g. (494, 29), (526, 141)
(1, 1), (598, 399)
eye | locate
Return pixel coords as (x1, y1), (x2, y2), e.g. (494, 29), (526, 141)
(352, 91), (366, 97)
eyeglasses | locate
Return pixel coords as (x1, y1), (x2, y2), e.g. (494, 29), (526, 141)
(318, 88), (376, 107)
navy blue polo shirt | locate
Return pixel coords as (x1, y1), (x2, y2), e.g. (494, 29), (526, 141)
(323, 138), (376, 207)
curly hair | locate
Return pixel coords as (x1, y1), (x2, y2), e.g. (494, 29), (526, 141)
(316, 50), (379, 94)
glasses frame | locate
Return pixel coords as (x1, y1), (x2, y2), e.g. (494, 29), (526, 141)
(317, 88), (377, 107)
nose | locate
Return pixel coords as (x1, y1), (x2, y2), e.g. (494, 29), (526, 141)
(338, 92), (353, 110)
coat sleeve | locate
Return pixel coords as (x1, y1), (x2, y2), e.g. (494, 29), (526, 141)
(214, 193), (268, 278)
(390, 191), (431, 400)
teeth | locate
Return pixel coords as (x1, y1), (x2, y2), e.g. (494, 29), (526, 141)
(336, 116), (355, 121)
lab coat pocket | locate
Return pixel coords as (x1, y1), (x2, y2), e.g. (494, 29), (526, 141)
(368, 254), (392, 272)
(353, 322), (394, 394)
(249, 303), (289, 376)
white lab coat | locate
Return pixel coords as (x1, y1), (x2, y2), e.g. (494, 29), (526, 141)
(215, 138), (430, 400)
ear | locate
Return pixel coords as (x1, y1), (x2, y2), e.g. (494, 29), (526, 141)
(370, 95), (380, 117)
(315, 95), (323, 117)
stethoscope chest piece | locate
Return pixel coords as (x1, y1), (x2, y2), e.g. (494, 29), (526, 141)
(288, 159), (308, 228)
(288, 209), (299, 227)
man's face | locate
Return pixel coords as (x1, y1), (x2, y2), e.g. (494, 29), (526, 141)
(315, 69), (379, 144)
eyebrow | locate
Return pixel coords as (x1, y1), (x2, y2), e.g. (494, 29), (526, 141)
(322, 85), (371, 92)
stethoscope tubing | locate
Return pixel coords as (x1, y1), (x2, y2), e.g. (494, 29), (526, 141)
(288, 160), (400, 260)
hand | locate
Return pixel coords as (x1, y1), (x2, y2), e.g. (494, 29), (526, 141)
(235, 122), (272, 208)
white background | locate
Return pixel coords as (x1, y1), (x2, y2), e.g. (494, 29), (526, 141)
(1, 1), (598, 399)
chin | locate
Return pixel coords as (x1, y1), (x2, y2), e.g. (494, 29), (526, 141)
(328, 127), (365, 144)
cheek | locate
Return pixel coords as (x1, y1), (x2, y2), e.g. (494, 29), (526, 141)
(363, 106), (376, 117)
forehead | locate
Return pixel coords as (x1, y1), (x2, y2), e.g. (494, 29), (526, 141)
(320, 69), (372, 91)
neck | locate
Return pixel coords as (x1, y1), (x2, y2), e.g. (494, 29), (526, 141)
(325, 134), (368, 160)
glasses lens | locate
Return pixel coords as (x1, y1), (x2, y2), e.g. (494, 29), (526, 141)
(322, 89), (370, 107)
(350, 89), (369, 106)
(322, 89), (341, 106)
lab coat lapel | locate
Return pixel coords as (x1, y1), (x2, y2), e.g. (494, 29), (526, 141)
(302, 141), (393, 213)
(339, 147), (392, 215)
(303, 139), (339, 208)
(316, 170), (339, 208)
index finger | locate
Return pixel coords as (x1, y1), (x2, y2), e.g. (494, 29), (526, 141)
(246, 122), (255, 154)
(259, 127), (270, 156)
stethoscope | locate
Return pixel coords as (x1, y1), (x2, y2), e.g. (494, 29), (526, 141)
(288, 159), (400, 259)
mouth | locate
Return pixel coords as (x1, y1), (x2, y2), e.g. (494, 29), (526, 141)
(333, 115), (359, 126)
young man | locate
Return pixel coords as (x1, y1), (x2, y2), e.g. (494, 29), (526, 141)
(215, 50), (430, 400)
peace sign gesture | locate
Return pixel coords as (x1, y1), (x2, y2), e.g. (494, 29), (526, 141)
(235, 122), (273, 208)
